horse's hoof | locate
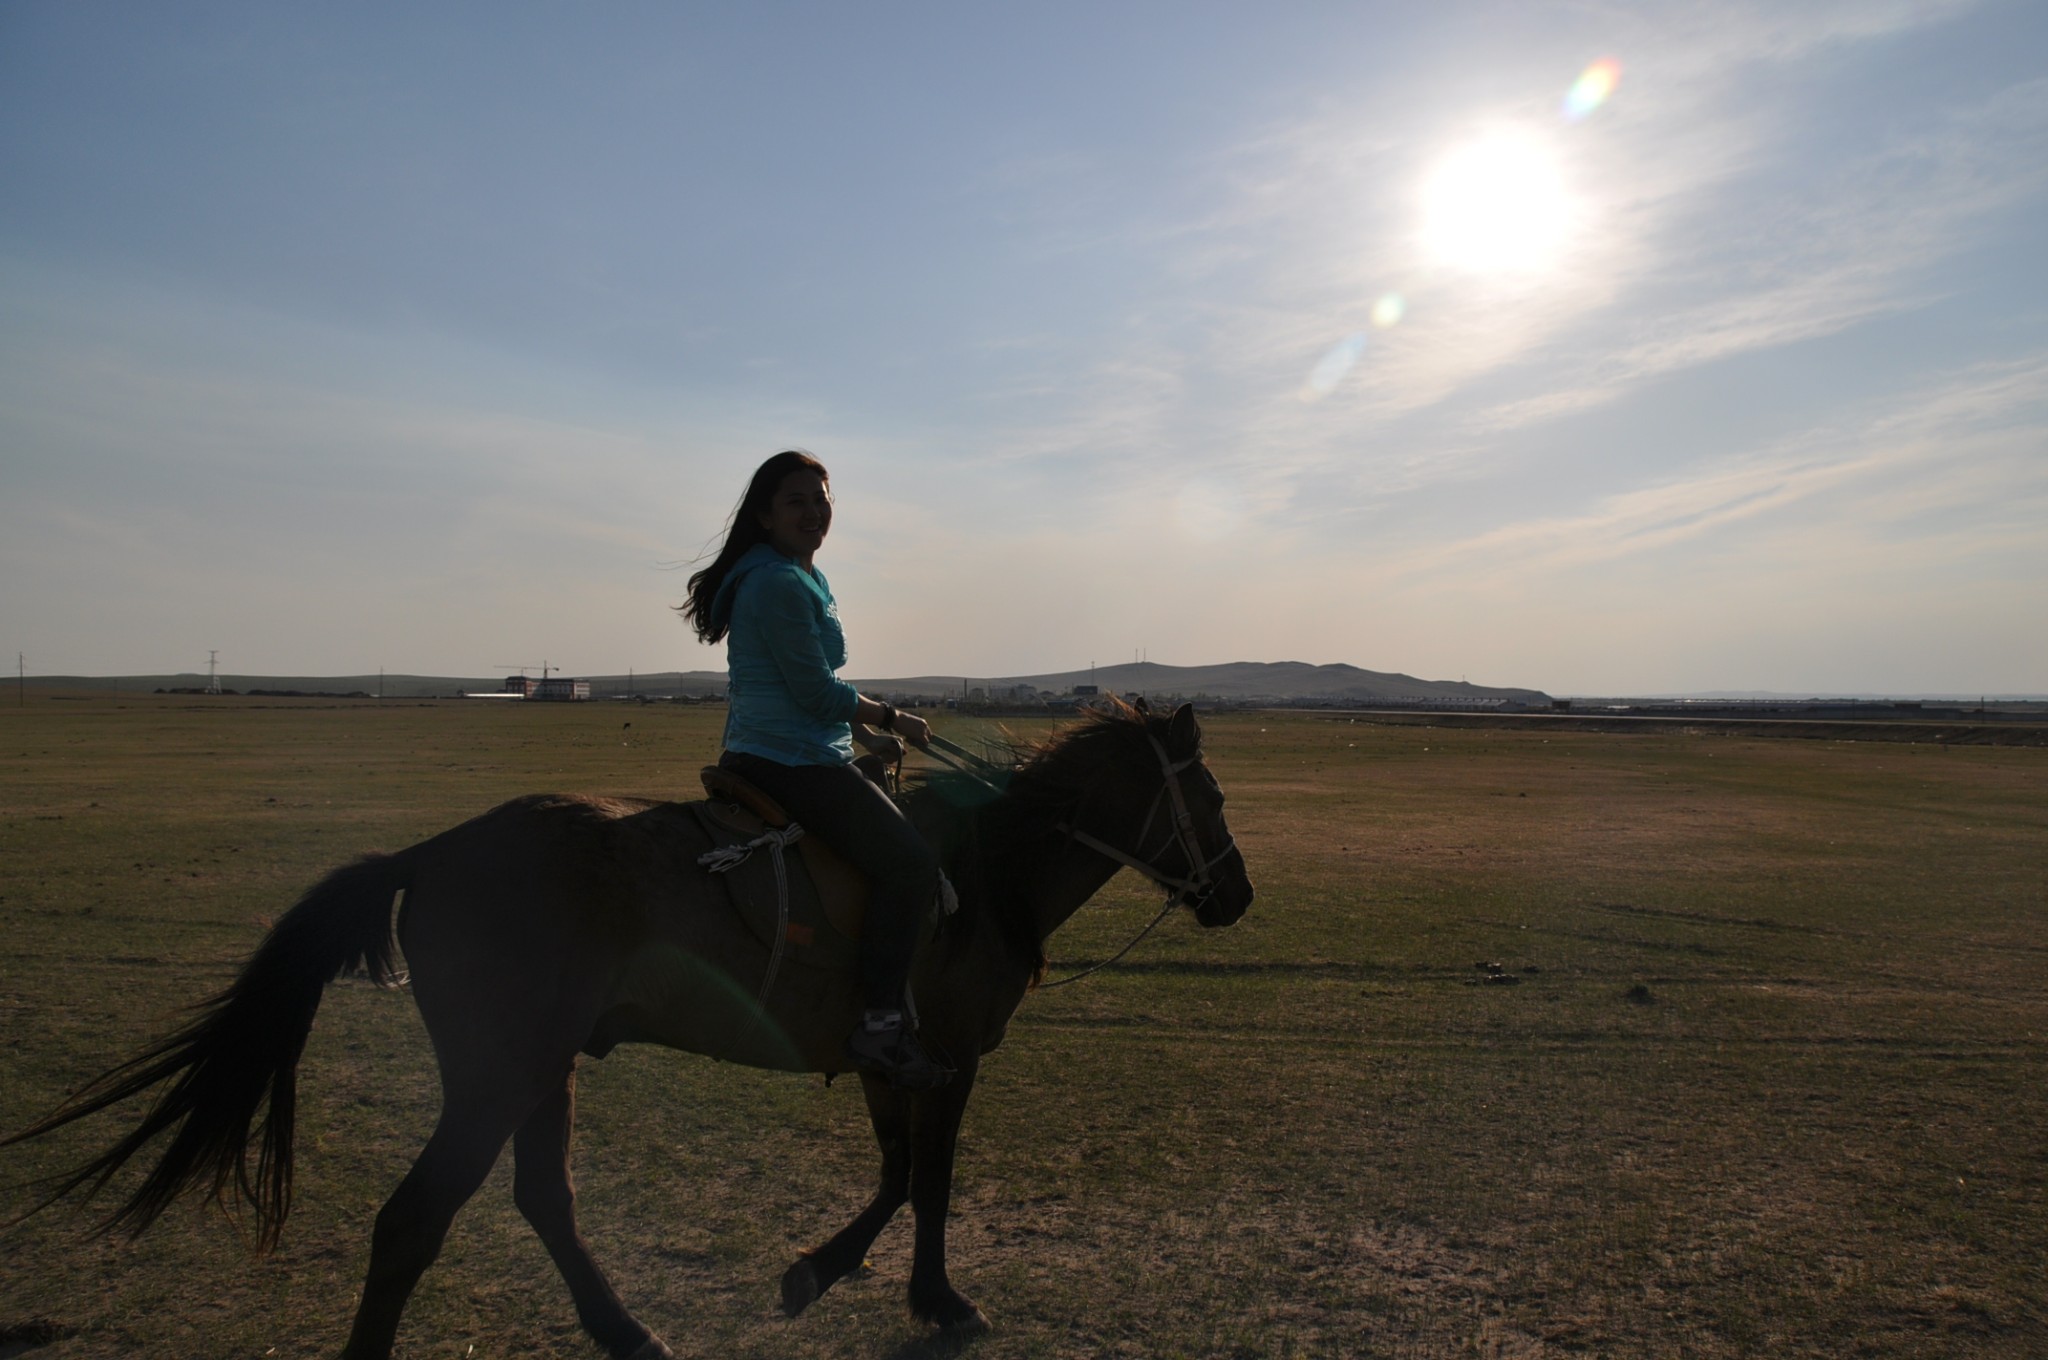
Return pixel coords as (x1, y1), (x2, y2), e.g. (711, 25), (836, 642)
(919, 1294), (991, 1335)
(623, 1337), (675, 1360)
(780, 1257), (822, 1318)
(940, 1306), (992, 1336)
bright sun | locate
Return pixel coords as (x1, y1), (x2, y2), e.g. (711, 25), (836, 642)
(1421, 131), (1574, 275)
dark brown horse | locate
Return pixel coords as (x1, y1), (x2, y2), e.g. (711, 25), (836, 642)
(6, 699), (1252, 1359)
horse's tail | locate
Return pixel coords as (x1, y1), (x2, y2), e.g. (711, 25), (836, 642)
(3, 851), (410, 1249)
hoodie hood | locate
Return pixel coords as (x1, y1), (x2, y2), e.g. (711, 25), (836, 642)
(709, 542), (793, 637)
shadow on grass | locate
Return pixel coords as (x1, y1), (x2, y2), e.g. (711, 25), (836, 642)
(879, 1329), (984, 1360)
(1040, 958), (1408, 979)
(0, 1320), (77, 1360)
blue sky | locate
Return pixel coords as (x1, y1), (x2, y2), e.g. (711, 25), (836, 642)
(3, 1), (2043, 695)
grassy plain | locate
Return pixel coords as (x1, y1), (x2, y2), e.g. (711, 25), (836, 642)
(0, 695), (2043, 1359)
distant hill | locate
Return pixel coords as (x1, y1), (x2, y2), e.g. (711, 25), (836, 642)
(28, 661), (1548, 706)
(854, 661), (1548, 706)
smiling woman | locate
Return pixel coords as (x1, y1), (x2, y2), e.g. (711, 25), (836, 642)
(1420, 129), (1576, 275)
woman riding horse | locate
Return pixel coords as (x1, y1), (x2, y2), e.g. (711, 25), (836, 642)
(680, 448), (950, 1090)
(5, 589), (1254, 1357)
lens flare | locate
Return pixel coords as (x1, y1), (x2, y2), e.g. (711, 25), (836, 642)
(1302, 332), (1368, 400)
(1564, 58), (1620, 121)
(1371, 292), (1406, 328)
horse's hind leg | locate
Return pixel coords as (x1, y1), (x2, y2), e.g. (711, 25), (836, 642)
(342, 1097), (525, 1360)
(780, 1073), (912, 1317)
(514, 1065), (673, 1360)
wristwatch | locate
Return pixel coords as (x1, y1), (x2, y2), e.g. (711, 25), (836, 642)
(878, 703), (897, 732)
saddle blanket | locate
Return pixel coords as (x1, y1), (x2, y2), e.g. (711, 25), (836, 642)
(685, 797), (865, 973)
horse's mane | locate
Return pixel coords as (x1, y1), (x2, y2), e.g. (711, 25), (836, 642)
(902, 698), (1175, 988)
(1009, 696), (1174, 801)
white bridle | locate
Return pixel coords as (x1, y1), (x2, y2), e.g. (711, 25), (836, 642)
(917, 729), (1243, 990)
(1053, 732), (1240, 907)
(919, 731), (1238, 907)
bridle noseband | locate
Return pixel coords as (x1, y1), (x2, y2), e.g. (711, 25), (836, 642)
(920, 729), (1237, 907)
(915, 728), (1242, 990)
(1053, 732), (1239, 910)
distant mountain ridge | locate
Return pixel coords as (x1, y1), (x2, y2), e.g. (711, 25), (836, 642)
(27, 661), (1548, 706)
(861, 661), (1549, 705)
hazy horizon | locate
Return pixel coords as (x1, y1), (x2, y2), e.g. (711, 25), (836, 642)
(5, 4), (2044, 696)
(16, 659), (2045, 705)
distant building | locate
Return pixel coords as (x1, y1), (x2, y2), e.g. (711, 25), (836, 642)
(532, 677), (591, 702)
(504, 675), (536, 696)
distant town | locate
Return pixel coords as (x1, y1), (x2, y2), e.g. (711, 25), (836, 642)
(23, 660), (2045, 726)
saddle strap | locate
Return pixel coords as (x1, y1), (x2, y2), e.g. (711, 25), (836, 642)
(696, 821), (806, 873)
(695, 822), (806, 1048)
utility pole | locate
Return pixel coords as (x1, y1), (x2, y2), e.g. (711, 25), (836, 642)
(207, 650), (221, 695)
(16, 653), (22, 707)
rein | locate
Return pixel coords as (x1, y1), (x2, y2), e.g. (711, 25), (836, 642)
(920, 733), (1008, 793)
(1035, 898), (1180, 990)
(911, 727), (1238, 990)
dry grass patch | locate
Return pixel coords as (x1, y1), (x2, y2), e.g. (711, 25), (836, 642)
(1, 701), (2043, 1358)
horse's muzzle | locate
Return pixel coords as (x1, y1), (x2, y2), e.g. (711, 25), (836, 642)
(1188, 855), (1253, 928)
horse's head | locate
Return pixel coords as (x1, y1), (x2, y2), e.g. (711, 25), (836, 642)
(1147, 702), (1254, 928)
(1054, 699), (1252, 928)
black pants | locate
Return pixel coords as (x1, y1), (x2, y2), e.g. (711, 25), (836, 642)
(718, 749), (940, 1011)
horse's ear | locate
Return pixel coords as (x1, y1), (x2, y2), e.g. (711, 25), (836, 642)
(1131, 696), (1150, 717)
(1168, 702), (1200, 753)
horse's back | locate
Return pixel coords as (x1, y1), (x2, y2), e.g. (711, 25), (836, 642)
(393, 794), (700, 1070)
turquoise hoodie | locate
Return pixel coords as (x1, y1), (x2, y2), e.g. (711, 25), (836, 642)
(710, 542), (860, 765)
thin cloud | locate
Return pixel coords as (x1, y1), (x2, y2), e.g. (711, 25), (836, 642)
(1474, 76), (2048, 432)
(1051, 2), (2025, 491)
(1383, 353), (2048, 584)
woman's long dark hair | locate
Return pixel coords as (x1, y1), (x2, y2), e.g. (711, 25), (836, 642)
(679, 449), (830, 644)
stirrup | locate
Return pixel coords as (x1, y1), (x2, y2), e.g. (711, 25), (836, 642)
(845, 1018), (953, 1090)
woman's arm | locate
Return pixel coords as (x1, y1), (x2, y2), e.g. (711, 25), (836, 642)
(853, 697), (931, 749)
(748, 569), (861, 722)
(743, 568), (933, 748)
(851, 721), (900, 761)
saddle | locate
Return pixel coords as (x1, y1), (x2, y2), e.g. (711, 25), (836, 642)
(697, 765), (868, 946)
(584, 764), (949, 1069)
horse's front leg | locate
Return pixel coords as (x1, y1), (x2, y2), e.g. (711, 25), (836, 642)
(780, 1072), (913, 1317)
(514, 1066), (672, 1359)
(907, 1057), (989, 1332)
